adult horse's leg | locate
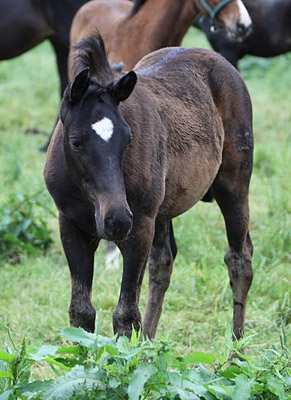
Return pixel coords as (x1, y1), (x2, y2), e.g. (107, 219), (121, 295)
(40, 38), (70, 151)
(212, 146), (253, 340)
(113, 215), (155, 338)
(143, 220), (177, 340)
(59, 212), (99, 332)
(50, 38), (69, 98)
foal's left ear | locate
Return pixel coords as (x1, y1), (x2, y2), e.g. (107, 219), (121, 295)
(109, 71), (137, 103)
(69, 67), (90, 103)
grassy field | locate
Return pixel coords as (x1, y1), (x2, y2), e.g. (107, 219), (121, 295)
(0, 27), (290, 365)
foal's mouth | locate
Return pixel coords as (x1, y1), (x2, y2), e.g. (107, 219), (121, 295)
(96, 210), (133, 242)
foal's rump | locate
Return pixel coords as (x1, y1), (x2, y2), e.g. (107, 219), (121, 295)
(131, 46), (250, 218)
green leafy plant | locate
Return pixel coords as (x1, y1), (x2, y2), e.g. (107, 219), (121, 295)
(0, 192), (53, 262)
(0, 323), (290, 400)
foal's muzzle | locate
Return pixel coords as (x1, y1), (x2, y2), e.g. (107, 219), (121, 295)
(96, 207), (133, 242)
(104, 209), (133, 241)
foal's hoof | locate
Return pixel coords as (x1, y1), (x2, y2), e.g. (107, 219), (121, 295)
(69, 304), (96, 333)
(113, 306), (142, 338)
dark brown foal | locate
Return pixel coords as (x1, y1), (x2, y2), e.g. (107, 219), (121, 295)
(44, 33), (253, 341)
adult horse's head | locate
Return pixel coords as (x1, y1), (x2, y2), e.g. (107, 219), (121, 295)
(196, 0), (252, 39)
(60, 34), (137, 242)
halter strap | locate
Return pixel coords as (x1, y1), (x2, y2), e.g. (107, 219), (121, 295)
(196, 0), (235, 25)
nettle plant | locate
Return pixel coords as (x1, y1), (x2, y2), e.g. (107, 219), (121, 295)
(0, 321), (290, 400)
(0, 192), (53, 263)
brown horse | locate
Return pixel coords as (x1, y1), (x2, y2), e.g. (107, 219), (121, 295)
(44, 32), (254, 341)
(69, 0), (252, 75)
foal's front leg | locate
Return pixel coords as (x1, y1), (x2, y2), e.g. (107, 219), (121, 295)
(113, 215), (155, 338)
(59, 212), (99, 332)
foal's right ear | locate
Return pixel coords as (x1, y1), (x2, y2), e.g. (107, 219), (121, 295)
(109, 71), (137, 103)
(69, 67), (90, 103)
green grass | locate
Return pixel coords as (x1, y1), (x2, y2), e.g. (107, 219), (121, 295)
(0, 29), (290, 366)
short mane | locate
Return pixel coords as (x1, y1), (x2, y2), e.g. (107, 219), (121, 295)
(129, 0), (148, 17)
(71, 32), (114, 85)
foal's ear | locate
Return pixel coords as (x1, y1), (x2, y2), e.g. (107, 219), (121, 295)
(69, 67), (90, 103)
(109, 71), (137, 103)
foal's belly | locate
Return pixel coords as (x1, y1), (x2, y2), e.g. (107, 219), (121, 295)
(157, 151), (221, 220)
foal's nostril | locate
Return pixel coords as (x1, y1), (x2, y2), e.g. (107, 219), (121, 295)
(105, 216), (114, 229)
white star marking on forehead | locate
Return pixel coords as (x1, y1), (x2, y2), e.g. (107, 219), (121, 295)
(91, 117), (114, 142)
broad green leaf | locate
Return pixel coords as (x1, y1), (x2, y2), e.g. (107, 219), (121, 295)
(45, 356), (71, 371)
(0, 370), (12, 378)
(0, 390), (15, 400)
(199, 365), (217, 382)
(56, 345), (82, 355)
(169, 387), (200, 400)
(266, 374), (287, 400)
(282, 374), (291, 387)
(128, 363), (157, 400)
(60, 327), (96, 349)
(184, 352), (216, 365)
(183, 379), (215, 399)
(20, 379), (53, 394)
(29, 344), (58, 361)
(104, 344), (119, 355)
(43, 365), (106, 399)
(232, 374), (254, 400)
(0, 350), (15, 363)
(219, 365), (241, 378)
(186, 370), (205, 383)
(22, 380), (53, 392)
(207, 384), (232, 400)
(116, 336), (130, 353)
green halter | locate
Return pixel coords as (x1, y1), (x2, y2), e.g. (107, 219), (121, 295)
(196, 0), (235, 29)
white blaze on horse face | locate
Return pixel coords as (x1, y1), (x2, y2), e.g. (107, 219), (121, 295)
(237, 0), (251, 27)
(91, 117), (114, 142)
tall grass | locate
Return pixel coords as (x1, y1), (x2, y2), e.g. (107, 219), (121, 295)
(0, 29), (290, 362)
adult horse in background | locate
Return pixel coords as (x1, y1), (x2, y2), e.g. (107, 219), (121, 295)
(0, 0), (92, 97)
(44, 32), (254, 341)
(0, 0), (92, 148)
(193, 0), (291, 69)
(68, 0), (252, 76)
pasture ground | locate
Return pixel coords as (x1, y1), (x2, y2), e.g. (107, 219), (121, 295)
(0, 28), (290, 366)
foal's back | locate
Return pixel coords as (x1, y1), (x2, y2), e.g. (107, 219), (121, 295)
(121, 47), (251, 219)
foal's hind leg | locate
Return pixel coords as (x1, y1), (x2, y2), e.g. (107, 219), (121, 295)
(143, 220), (177, 339)
(212, 151), (253, 340)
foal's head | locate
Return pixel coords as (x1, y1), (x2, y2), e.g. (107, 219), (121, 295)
(196, 0), (252, 39)
(60, 34), (137, 242)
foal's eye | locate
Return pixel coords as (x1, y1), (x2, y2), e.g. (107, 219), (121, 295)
(70, 139), (82, 150)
